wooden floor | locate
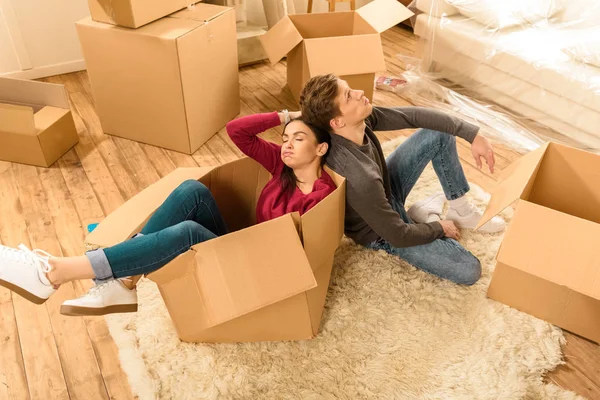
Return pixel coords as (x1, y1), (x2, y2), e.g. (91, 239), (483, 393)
(1, 25), (599, 400)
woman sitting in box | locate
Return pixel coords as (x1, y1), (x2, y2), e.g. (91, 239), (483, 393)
(0, 110), (336, 316)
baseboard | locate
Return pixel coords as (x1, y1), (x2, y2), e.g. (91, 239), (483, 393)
(1, 60), (86, 80)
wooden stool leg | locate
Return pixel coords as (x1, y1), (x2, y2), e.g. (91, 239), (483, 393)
(328, 0), (335, 11)
(307, 0), (313, 12)
(350, 0), (355, 9)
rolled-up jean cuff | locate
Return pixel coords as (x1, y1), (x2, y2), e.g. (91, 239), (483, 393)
(86, 248), (114, 281)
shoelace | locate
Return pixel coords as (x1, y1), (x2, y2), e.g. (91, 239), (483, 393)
(0, 244), (52, 272)
(87, 280), (118, 297)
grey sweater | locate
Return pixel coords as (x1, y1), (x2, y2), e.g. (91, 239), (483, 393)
(326, 106), (479, 248)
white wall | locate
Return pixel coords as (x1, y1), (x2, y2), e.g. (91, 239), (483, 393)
(0, 0), (89, 79)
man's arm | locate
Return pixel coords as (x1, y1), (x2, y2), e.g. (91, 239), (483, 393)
(346, 170), (444, 248)
(367, 106), (480, 143)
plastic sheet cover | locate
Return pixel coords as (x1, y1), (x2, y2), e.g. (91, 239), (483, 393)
(381, 0), (600, 153)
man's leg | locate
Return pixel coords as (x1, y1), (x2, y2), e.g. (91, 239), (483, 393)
(386, 129), (504, 232)
(369, 234), (482, 286)
(382, 131), (481, 284)
(385, 128), (469, 206)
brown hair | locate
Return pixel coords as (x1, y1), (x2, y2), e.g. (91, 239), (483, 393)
(280, 118), (331, 196)
(299, 74), (341, 133)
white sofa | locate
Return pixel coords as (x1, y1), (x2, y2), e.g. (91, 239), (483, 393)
(412, 0), (600, 151)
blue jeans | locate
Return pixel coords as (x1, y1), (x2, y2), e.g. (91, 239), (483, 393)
(87, 180), (228, 280)
(368, 129), (481, 285)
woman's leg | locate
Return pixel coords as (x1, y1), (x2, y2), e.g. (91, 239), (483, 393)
(141, 179), (228, 236)
(49, 220), (217, 285)
(92, 179), (228, 285)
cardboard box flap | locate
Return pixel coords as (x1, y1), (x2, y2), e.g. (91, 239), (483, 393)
(259, 16), (303, 65)
(34, 106), (69, 131)
(169, 3), (231, 23)
(356, 0), (414, 33)
(189, 213), (318, 328)
(0, 77), (69, 110)
(89, 0), (135, 25)
(85, 167), (213, 249)
(476, 143), (548, 230)
(497, 201), (600, 300)
(304, 36), (385, 76)
(300, 167), (346, 268)
(0, 103), (36, 135)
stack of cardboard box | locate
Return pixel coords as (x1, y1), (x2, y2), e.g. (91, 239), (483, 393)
(77, 0), (241, 154)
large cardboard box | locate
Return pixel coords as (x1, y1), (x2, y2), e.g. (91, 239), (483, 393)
(259, 0), (414, 102)
(76, 4), (240, 154)
(87, 0), (193, 28)
(477, 142), (600, 343)
(0, 77), (78, 167)
(85, 157), (346, 343)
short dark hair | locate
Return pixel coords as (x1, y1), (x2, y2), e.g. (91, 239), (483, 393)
(299, 74), (341, 133)
(279, 117), (331, 196)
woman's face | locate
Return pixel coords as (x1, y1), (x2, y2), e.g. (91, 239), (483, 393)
(281, 120), (327, 169)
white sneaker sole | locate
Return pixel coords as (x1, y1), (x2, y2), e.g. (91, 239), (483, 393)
(0, 278), (50, 305)
(60, 303), (138, 316)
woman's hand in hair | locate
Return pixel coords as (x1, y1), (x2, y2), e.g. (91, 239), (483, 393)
(290, 110), (302, 119)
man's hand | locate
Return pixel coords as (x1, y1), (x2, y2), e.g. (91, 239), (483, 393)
(471, 134), (496, 174)
(439, 220), (460, 240)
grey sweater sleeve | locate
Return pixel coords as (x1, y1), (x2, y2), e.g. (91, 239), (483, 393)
(367, 106), (480, 143)
(344, 157), (445, 248)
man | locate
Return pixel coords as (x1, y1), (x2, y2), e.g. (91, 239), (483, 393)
(299, 74), (505, 285)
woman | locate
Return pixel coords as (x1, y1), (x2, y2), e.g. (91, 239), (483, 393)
(0, 110), (336, 316)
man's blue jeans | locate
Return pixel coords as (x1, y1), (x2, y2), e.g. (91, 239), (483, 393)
(367, 129), (482, 285)
(87, 180), (228, 280)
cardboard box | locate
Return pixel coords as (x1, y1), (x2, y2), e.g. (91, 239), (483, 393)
(236, 23), (268, 66)
(85, 157), (346, 343)
(259, 0), (414, 102)
(0, 77), (78, 167)
(76, 4), (240, 154)
(87, 0), (193, 28)
(477, 142), (600, 343)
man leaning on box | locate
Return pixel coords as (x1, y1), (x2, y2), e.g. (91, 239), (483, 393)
(299, 74), (506, 286)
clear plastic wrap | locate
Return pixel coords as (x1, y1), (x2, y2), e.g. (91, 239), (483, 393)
(393, 0), (600, 153)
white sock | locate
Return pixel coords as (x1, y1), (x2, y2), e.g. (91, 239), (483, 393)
(448, 196), (472, 216)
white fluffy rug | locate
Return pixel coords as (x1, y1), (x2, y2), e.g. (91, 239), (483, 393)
(104, 137), (583, 400)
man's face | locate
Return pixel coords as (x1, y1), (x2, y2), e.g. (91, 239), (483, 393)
(332, 79), (373, 129)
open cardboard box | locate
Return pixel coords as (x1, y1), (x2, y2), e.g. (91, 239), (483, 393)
(259, 0), (414, 102)
(76, 3), (240, 154)
(87, 0), (194, 28)
(85, 157), (346, 343)
(0, 77), (78, 167)
(477, 142), (600, 343)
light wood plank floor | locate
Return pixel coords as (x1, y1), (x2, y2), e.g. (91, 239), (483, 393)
(1, 25), (598, 400)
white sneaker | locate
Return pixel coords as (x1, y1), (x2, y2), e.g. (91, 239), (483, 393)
(0, 244), (56, 304)
(446, 204), (506, 234)
(407, 192), (446, 223)
(60, 279), (138, 316)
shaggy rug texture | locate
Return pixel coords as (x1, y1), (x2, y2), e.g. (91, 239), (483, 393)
(104, 137), (583, 400)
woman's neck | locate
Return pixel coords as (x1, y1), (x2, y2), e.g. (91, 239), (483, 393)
(293, 160), (322, 195)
